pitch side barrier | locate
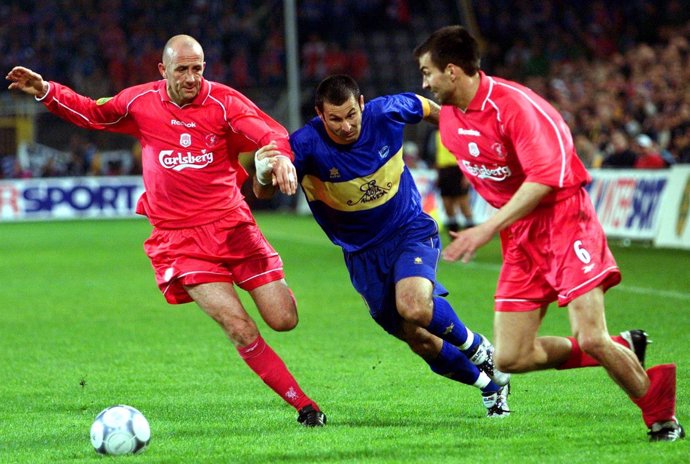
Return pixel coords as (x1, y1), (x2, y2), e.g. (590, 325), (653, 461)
(0, 176), (145, 222)
(404, 167), (689, 250)
(2, 169), (689, 249)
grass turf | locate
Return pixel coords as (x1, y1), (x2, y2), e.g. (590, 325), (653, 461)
(0, 213), (688, 463)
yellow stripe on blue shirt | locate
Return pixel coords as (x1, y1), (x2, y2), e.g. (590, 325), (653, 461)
(301, 149), (404, 212)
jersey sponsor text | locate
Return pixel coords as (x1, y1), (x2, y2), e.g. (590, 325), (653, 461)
(458, 128), (480, 136)
(159, 149), (214, 171)
(461, 160), (511, 181)
(170, 119), (197, 128)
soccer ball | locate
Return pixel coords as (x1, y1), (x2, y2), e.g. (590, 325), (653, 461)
(90, 405), (151, 455)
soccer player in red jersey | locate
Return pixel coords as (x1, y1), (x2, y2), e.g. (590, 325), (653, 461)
(414, 25), (684, 441)
(6, 35), (325, 426)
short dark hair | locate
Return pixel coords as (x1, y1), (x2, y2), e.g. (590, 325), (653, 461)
(413, 25), (481, 76)
(315, 75), (361, 111)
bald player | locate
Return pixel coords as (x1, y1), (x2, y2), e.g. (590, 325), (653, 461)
(7, 35), (326, 426)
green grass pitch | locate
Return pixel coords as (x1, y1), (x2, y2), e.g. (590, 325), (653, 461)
(1, 213), (688, 463)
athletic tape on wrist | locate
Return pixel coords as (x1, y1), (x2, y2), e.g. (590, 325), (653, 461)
(254, 151), (272, 185)
(255, 153), (292, 186)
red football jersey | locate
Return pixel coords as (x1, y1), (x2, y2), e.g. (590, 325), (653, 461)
(439, 71), (590, 209)
(39, 79), (291, 228)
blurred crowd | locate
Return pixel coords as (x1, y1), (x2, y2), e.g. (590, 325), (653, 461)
(475, 0), (690, 167)
(1, 0), (689, 179)
(0, 0), (421, 96)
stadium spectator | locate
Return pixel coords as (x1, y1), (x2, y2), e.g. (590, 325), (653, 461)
(323, 43), (350, 76)
(64, 134), (93, 176)
(346, 36), (371, 82)
(257, 28), (285, 86)
(414, 25), (684, 441)
(301, 33), (328, 83)
(573, 133), (604, 169)
(601, 130), (637, 168)
(6, 35), (327, 427)
(0, 155), (21, 179)
(671, 124), (690, 164)
(264, 74), (511, 417)
(633, 134), (669, 169)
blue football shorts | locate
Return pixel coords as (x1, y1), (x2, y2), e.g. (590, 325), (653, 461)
(344, 217), (449, 335)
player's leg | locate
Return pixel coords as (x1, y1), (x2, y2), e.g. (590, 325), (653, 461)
(218, 213), (300, 333)
(569, 287), (684, 441)
(458, 176), (474, 228)
(395, 276), (509, 386)
(251, 278), (298, 332)
(185, 281), (260, 346)
(186, 281), (325, 426)
(349, 238), (509, 415)
(492, 201), (640, 372)
(248, 281), (325, 425)
(491, 307), (642, 373)
(441, 195), (460, 235)
(399, 322), (509, 417)
(396, 277), (477, 352)
(394, 225), (510, 385)
(438, 167), (462, 237)
(399, 323), (485, 388)
(567, 286), (648, 396)
(492, 304), (575, 372)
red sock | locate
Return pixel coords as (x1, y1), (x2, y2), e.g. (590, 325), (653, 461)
(632, 364), (677, 427)
(237, 335), (317, 412)
(557, 335), (628, 370)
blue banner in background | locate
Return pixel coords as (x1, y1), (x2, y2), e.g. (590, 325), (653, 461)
(2, 169), (688, 249)
(585, 170), (670, 240)
(0, 176), (145, 221)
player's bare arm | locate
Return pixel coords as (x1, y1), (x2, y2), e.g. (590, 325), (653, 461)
(253, 141), (298, 198)
(442, 182), (553, 263)
(417, 95), (440, 125)
(6, 66), (49, 98)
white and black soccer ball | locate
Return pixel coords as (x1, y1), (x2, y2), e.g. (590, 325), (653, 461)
(90, 404), (151, 455)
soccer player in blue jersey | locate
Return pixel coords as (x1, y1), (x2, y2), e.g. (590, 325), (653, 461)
(255, 75), (510, 417)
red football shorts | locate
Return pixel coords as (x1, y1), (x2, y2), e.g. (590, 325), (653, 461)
(495, 187), (621, 312)
(143, 205), (285, 304)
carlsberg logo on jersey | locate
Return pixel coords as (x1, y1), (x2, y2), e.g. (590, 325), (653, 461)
(462, 160), (511, 181)
(159, 150), (214, 171)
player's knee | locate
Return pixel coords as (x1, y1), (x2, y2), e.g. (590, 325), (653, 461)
(254, 284), (299, 331)
(221, 316), (259, 346)
(396, 297), (432, 325)
(494, 350), (529, 373)
(578, 333), (609, 360)
(266, 310), (298, 332)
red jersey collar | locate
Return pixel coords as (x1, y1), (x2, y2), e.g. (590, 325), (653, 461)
(466, 71), (492, 112)
(157, 78), (210, 107)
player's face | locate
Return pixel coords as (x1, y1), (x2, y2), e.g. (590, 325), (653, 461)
(317, 95), (364, 145)
(159, 45), (205, 106)
(418, 52), (455, 105)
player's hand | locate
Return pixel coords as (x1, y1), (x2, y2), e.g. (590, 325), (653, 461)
(6, 66), (48, 98)
(442, 223), (494, 263)
(254, 141), (298, 195)
(270, 154), (298, 195)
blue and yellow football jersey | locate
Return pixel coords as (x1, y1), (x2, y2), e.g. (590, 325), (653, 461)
(291, 93), (432, 252)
